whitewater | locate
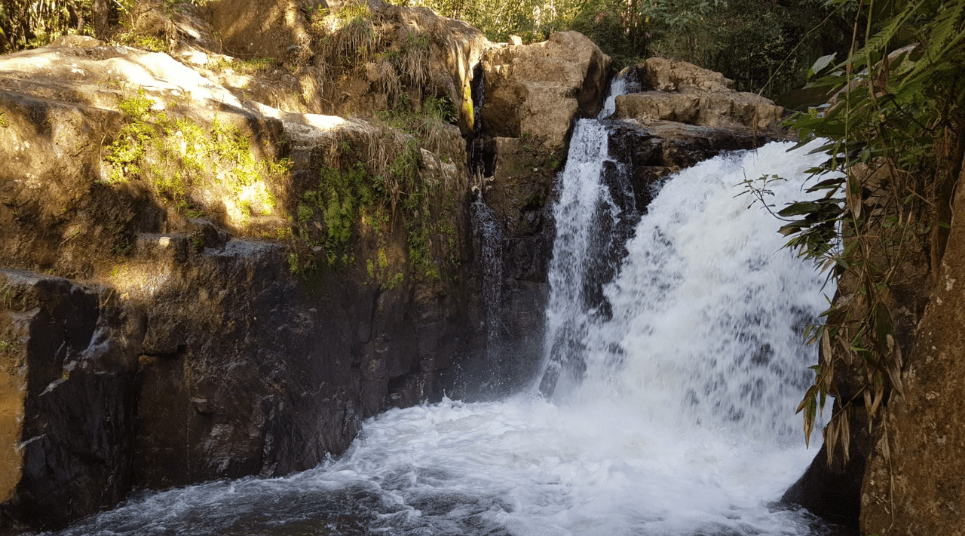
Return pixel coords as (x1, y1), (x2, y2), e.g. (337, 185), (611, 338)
(42, 114), (840, 536)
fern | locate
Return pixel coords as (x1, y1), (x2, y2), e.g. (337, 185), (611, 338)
(927, 0), (965, 52)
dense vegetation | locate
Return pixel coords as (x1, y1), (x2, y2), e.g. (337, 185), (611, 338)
(764, 0), (965, 459)
(402, 0), (858, 97)
(5, 0), (858, 99)
(0, 0), (208, 53)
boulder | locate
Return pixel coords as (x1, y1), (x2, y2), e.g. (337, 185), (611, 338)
(615, 89), (785, 131)
(614, 58), (785, 132)
(637, 57), (733, 92)
(481, 31), (611, 151)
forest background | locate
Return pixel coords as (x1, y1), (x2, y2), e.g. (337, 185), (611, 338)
(0, 0), (860, 103)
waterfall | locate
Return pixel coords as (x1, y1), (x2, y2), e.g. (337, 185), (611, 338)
(471, 194), (504, 367)
(542, 133), (833, 441)
(539, 76), (639, 398)
(44, 111), (841, 536)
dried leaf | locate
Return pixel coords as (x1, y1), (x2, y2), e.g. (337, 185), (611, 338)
(797, 385), (819, 414)
(846, 179), (862, 220)
(871, 373), (884, 416)
(840, 410), (851, 464)
(803, 396), (817, 447)
(825, 418), (836, 453)
(892, 333), (904, 369)
(821, 328), (833, 366)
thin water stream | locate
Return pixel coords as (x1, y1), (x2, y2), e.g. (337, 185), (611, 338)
(41, 89), (842, 536)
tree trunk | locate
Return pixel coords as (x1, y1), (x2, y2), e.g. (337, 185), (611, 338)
(93, 0), (110, 39)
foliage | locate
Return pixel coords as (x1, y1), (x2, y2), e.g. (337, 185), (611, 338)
(639, 0), (859, 96)
(566, 0), (648, 67)
(210, 57), (276, 74)
(308, 1), (450, 111)
(105, 89), (288, 227)
(367, 248), (405, 289)
(0, 0), (97, 52)
(293, 130), (459, 285)
(373, 95), (455, 154)
(392, 0), (856, 96)
(0, 0), (210, 54)
(400, 0), (579, 43)
(773, 0), (965, 462)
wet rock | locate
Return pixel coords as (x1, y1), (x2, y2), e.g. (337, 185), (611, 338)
(0, 271), (138, 532)
(781, 404), (872, 532)
(605, 119), (783, 210)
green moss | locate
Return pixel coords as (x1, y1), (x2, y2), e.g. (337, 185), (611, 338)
(210, 57), (276, 74)
(0, 339), (22, 356)
(292, 132), (459, 285)
(104, 90), (289, 225)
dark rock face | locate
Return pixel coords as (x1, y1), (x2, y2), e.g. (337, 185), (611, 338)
(465, 140), (558, 397)
(781, 405), (872, 532)
(0, 272), (137, 531)
(0, 230), (477, 532)
(606, 120), (784, 211)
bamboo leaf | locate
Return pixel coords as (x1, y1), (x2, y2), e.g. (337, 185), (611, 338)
(797, 385), (819, 414)
(821, 326), (833, 365)
(840, 410), (851, 464)
(808, 54), (838, 79)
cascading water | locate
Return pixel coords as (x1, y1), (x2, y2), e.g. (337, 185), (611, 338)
(540, 76), (638, 398)
(472, 193), (505, 371)
(41, 104), (843, 535)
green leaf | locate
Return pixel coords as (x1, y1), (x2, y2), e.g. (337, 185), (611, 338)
(808, 54), (838, 79)
(777, 201), (823, 218)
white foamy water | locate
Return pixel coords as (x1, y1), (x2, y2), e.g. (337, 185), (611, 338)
(44, 130), (839, 536)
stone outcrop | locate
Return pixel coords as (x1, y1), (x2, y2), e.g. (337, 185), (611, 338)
(605, 120), (782, 209)
(860, 163), (965, 536)
(636, 57), (733, 92)
(0, 20), (481, 532)
(0, 272), (133, 530)
(480, 31), (611, 151)
(615, 58), (785, 132)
